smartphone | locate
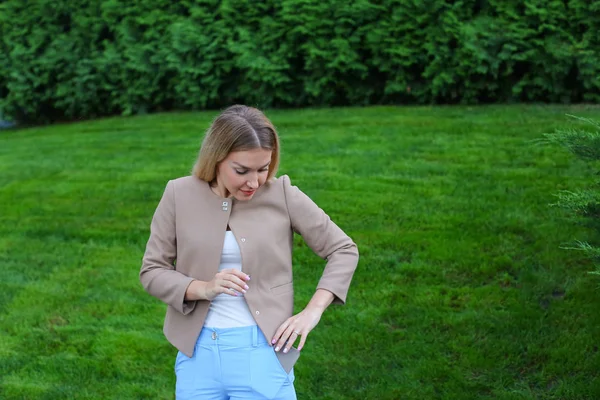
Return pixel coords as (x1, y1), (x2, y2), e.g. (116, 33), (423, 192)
(275, 346), (301, 374)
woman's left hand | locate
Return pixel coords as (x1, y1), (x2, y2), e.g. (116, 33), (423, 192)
(271, 306), (324, 353)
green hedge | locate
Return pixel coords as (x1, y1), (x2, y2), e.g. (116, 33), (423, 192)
(1, 0), (599, 123)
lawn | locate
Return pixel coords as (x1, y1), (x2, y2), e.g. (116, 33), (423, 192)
(1, 105), (600, 399)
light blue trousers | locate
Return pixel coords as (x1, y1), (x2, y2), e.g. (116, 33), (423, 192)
(175, 325), (297, 400)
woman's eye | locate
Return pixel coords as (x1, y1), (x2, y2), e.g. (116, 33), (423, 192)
(236, 168), (268, 174)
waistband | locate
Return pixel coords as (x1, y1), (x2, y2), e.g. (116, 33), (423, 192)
(198, 325), (268, 347)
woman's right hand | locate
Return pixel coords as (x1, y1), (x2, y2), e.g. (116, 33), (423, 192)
(202, 269), (251, 301)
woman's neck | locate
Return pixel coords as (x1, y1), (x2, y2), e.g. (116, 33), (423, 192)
(210, 181), (229, 198)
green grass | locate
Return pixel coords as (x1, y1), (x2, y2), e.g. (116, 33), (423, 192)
(1, 105), (600, 399)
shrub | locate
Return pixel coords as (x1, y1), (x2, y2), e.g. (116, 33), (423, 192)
(1, 0), (599, 124)
(545, 116), (600, 276)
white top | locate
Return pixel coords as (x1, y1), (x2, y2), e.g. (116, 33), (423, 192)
(203, 231), (257, 328)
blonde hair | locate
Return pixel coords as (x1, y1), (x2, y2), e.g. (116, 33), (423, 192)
(192, 105), (280, 183)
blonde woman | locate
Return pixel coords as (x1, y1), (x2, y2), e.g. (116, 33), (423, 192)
(140, 105), (359, 400)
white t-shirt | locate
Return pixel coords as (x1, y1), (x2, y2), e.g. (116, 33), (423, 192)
(203, 231), (257, 328)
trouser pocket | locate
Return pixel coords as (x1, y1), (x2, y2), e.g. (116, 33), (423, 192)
(249, 345), (295, 399)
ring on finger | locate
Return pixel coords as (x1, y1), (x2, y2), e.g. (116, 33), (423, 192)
(293, 330), (300, 335)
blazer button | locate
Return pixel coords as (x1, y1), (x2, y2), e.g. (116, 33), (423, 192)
(255, 310), (260, 315)
(241, 238), (246, 242)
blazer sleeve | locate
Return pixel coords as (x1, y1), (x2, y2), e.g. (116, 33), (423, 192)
(281, 175), (359, 304)
(140, 180), (196, 315)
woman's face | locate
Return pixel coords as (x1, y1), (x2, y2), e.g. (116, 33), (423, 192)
(214, 148), (272, 201)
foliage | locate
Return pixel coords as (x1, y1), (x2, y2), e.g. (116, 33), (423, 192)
(1, 0), (600, 123)
(544, 115), (600, 275)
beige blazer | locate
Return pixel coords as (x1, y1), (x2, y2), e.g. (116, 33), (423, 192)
(140, 174), (359, 358)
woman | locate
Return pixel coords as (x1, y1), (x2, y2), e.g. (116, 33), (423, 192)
(140, 105), (359, 399)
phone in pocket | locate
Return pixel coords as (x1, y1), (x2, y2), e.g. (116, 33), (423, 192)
(275, 346), (301, 374)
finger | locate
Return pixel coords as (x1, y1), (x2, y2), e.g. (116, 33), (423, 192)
(220, 278), (250, 293)
(272, 320), (290, 346)
(283, 330), (301, 353)
(222, 275), (249, 293)
(218, 280), (244, 296)
(222, 268), (251, 281)
(219, 286), (239, 296)
(276, 326), (296, 352)
(297, 331), (307, 351)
